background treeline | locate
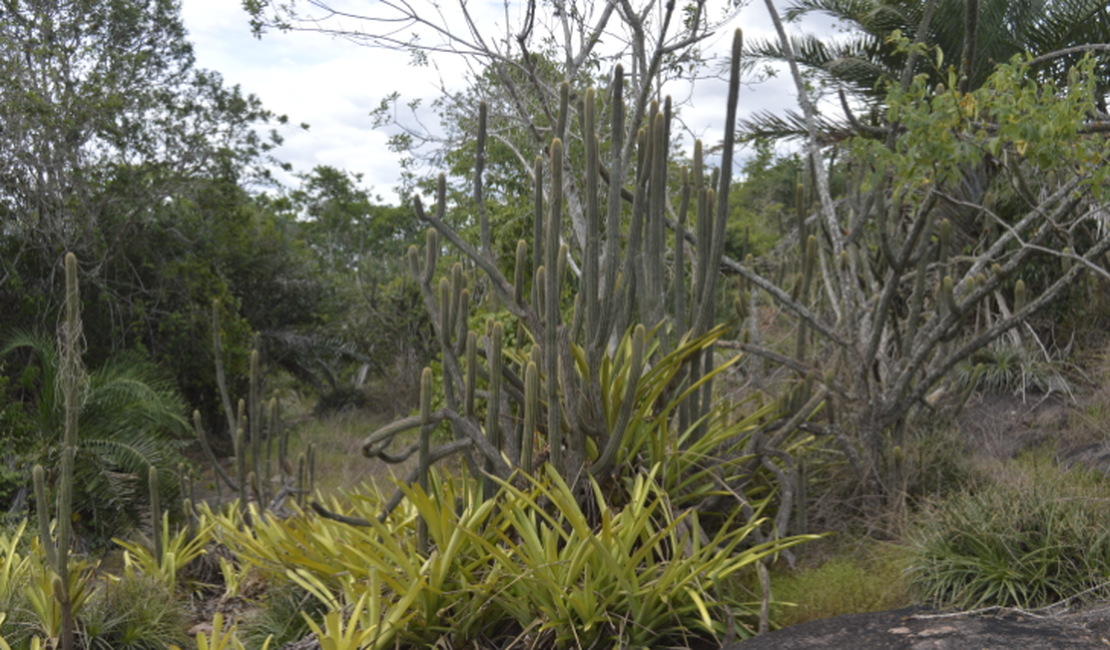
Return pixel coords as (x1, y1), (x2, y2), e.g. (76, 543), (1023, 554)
(0, 0), (438, 537)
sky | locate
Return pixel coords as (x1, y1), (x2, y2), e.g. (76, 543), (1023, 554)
(179, 1), (838, 203)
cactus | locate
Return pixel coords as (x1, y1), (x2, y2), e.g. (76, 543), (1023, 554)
(33, 465), (56, 569)
(482, 322), (503, 501)
(235, 421), (251, 527)
(149, 467), (162, 564)
(344, 29), (751, 517)
(796, 235), (817, 361)
(546, 138), (564, 475)
(32, 252), (83, 650)
(206, 300), (299, 520)
(418, 367), (432, 554)
(212, 299), (238, 439)
(522, 361), (539, 476)
(250, 350), (263, 506)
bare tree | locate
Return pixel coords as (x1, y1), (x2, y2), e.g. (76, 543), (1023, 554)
(247, 0), (744, 257)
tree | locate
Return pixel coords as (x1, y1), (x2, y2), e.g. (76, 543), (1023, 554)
(741, 0), (1110, 505)
(742, 0), (1110, 139)
(285, 166), (417, 275)
(0, 0), (290, 326)
(276, 166), (435, 397)
(0, 0), (349, 436)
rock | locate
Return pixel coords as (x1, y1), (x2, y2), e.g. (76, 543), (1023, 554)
(723, 607), (1106, 649)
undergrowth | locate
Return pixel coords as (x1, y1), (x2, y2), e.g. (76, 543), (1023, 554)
(768, 543), (912, 627)
(908, 454), (1110, 609)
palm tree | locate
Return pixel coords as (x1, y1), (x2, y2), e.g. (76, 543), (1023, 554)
(744, 0), (1110, 139)
(3, 332), (189, 542)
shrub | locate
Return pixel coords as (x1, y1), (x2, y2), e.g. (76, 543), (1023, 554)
(212, 467), (817, 648)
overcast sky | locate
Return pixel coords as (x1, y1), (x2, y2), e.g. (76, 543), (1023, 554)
(179, 1), (837, 203)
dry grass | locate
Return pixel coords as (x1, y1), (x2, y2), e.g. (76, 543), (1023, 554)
(285, 409), (412, 498)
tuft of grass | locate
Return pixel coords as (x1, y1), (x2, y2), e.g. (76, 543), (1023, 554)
(82, 573), (189, 650)
(768, 544), (912, 627)
(954, 343), (1066, 396)
(908, 455), (1110, 610)
(240, 582), (324, 649)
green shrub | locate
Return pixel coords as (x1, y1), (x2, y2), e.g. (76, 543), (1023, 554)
(0, 521), (36, 650)
(954, 343), (1066, 396)
(908, 457), (1110, 609)
(213, 466), (817, 649)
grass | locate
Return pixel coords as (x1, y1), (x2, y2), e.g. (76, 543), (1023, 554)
(908, 454), (1110, 609)
(762, 542), (913, 628)
(284, 409), (396, 497)
(82, 574), (189, 650)
(239, 583), (324, 649)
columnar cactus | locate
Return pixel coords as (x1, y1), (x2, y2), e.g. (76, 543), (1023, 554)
(33, 252), (81, 650)
(342, 29), (750, 521)
(418, 367), (432, 553)
(149, 466), (162, 563)
(198, 319), (298, 524)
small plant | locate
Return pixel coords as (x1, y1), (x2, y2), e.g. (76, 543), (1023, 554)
(22, 552), (95, 646)
(0, 521), (31, 610)
(112, 511), (214, 595)
(240, 583), (324, 649)
(170, 612), (268, 650)
(82, 573), (189, 650)
(0, 524), (39, 650)
(954, 343), (1066, 396)
(302, 594), (379, 650)
(908, 457), (1110, 609)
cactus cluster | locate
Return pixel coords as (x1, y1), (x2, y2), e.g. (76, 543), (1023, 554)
(193, 299), (311, 527)
(345, 30), (751, 527)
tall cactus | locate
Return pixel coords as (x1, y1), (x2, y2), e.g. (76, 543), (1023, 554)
(149, 467), (163, 563)
(201, 305), (303, 523)
(32, 252), (82, 650)
(417, 367), (432, 554)
(341, 29), (749, 523)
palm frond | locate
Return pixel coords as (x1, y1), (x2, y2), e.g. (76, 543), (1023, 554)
(1, 330), (63, 441)
(7, 334), (191, 540)
(261, 328), (370, 392)
(739, 109), (858, 144)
